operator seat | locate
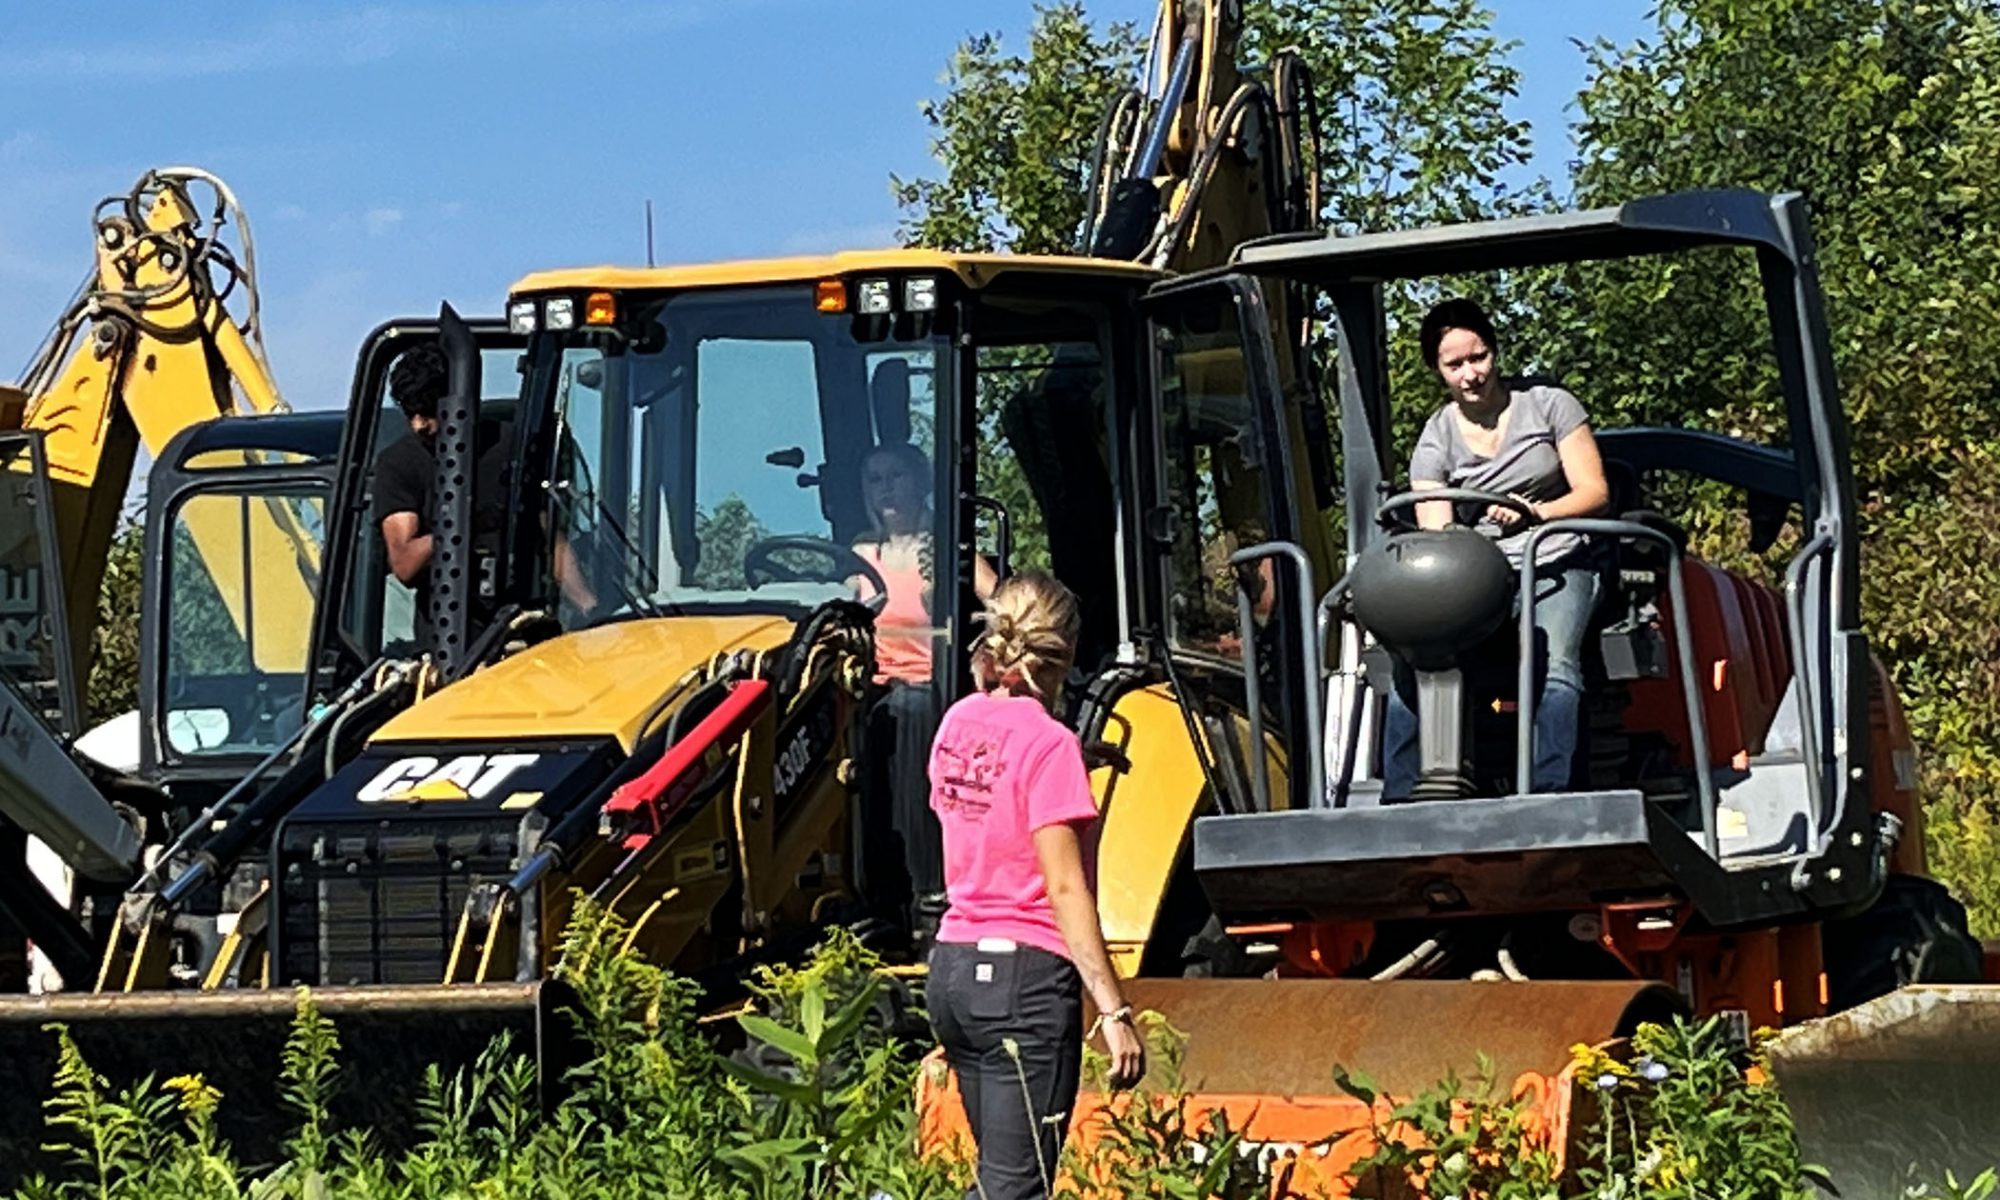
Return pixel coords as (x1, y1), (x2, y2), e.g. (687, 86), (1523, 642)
(998, 364), (1118, 671)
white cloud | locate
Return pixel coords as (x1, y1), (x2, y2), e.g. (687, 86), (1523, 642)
(364, 208), (405, 237)
(274, 204), (309, 222)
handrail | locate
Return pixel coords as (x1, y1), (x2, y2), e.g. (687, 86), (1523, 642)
(1784, 531), (1836, 860)
(1314, 573), (1352, 679)
(1230, 540), (1324, 813)
(1517, 519), (1719, 860)
(1314, 573), (1360, 808)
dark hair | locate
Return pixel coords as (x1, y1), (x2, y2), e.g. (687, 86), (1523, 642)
(1419, 298), (1499, 369)
(389, 342), (449, 420)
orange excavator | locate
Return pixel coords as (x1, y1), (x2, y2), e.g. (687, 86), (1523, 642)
(901, 5), (1997, 1192)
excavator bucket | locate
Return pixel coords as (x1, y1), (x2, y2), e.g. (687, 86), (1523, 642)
(0, 983), (575, 1189)
(918, 977), (1678, 1194)
(1765, 985), (2000, 1197)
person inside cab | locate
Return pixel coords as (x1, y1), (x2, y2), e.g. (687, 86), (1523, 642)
(851, 440), (995, 938)
(1383, 298), (1610, 795)
(372, 343), (449, 648)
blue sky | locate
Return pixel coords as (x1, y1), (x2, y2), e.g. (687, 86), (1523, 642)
(0, 1), (1651, 415)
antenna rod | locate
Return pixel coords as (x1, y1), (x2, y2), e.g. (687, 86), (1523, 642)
(645, 199), (656, 267)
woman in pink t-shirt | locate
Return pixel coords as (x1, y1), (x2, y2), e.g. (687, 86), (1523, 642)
(925, 570), (1144, 1200)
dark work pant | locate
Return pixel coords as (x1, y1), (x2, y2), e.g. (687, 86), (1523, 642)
(927, 941), (1083, 1200)
(865, 680), (944, 921)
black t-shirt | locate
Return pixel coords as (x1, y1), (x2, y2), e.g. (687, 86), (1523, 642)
(371, 423), (515, 649)
(374, 432), (437, 646)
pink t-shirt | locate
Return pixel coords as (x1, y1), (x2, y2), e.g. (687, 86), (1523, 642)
(855, 543), (932, 685)
(930, 691), (1100, 960)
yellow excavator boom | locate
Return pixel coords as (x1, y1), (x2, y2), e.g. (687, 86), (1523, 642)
(4, 167), (311, 716)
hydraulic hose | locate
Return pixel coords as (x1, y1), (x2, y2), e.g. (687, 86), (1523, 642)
(1370, 935), (1447, 981)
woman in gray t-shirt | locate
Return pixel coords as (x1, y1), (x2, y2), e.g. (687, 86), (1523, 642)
(1382, 298), (1611, 796)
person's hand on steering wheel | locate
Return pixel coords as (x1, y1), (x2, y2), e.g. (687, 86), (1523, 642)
(1486, 492), (1542, 528)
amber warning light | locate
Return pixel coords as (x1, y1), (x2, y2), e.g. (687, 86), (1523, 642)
(815, 279), (847, 314)
(584, 292), (618, 325)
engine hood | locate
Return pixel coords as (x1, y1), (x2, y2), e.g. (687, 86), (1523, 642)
(369, 614), (797, 750)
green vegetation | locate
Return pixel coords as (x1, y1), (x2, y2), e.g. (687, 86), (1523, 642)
(19, 905), (1987, 1198)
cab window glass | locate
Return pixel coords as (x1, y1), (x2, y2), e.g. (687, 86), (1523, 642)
(1156, 296), (1276, 658)
(163, 487), (325, 758)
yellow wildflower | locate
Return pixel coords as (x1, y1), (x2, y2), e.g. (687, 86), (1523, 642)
(163, 1073), (222, 1119)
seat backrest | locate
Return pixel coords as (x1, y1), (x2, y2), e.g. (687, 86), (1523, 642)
(1624, 561), (1758, 768)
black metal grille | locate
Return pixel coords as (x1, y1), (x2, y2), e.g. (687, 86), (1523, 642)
(276, 819), (519, 986)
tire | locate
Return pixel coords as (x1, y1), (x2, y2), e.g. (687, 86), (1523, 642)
(1822, 874), (1985, 1013)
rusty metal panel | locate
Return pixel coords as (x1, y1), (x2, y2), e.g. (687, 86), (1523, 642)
(1768, 985), (2000, 1198)
(1115, 977), (1675, 1096)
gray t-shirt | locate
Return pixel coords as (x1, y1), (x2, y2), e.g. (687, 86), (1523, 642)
(1409, 383), (1589, 566)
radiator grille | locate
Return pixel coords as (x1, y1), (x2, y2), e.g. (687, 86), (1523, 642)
(276, 820), (519, 986)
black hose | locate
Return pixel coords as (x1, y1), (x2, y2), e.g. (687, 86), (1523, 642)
(1081, 86), (1145, 252)
(778, 599), (875, 699)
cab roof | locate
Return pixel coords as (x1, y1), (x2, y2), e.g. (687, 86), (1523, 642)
(510, 249), (1161, 296)
(1231, 188), (1805, 282)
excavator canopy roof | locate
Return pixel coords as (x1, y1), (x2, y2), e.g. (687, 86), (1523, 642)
(1231, 188), (1804, 282)
(511, 250), (1160, 296)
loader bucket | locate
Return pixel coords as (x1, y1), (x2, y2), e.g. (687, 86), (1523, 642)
(1765, 985), (2000, 1197)
(0, 983), (575, 1187)
(917, 977), (1678, 1195)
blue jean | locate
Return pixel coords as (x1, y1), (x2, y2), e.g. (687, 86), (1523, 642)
(1382, 559), (1600, 796)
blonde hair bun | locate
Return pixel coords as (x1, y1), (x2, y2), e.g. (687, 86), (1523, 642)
(972, 570), (1082, 699)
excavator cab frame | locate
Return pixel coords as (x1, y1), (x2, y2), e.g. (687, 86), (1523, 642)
(138, 411), (345, 796)
(0, 432), (83, 739)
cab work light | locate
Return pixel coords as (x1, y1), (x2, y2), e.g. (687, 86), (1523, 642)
(856, 278), (893, 315)
(903, 277), (938, 312)
(507, 300), (539, 334)
(584, 292), (617, 325)
(545, 296), (577, 330)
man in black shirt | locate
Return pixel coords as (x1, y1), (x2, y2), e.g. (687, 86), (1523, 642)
(373, 344), (449, 648)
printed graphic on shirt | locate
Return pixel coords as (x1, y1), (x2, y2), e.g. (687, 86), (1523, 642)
(934, 724), (1012, 820)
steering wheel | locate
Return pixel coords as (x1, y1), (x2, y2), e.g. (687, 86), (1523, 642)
(744, 535), (889, 599)
(1376, 487), (1537, 532)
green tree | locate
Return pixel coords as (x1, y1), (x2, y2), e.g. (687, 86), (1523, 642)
(891, 3), (1144, 254)
(693, 495), (772, 591)
(1512, 0), (2000, 931)
(86, 519), (143, 727)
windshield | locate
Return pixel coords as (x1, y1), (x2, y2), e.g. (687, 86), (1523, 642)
(538, 284), (947, 628)
(161, 483), (325, 759)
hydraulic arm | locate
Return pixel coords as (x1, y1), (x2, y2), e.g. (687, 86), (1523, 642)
(4, 167), (294, 725)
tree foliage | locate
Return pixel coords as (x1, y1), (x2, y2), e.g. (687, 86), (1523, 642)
(892, 4), (1144, 254)
(86, 520), (143, 728)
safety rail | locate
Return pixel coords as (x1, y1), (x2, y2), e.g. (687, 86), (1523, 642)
(1517, 519), (1718, 859)
(1228, 541), (1325, 814)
